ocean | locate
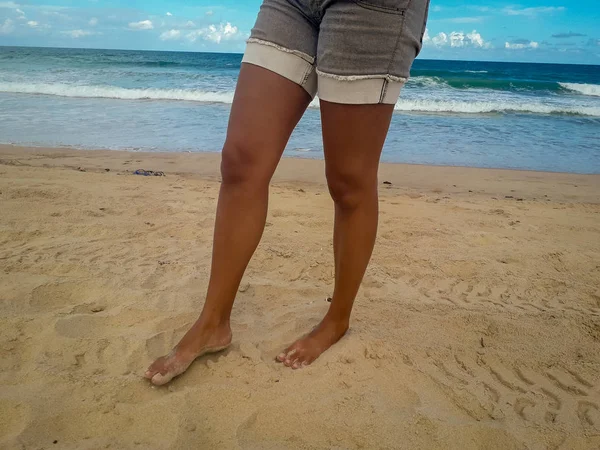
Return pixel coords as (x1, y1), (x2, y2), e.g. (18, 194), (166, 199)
(1, 46), (599, 173)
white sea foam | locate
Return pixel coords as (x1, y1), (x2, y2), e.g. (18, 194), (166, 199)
(559, 82), (600, 97)
(465, 70), (489, 73)
(393, 98), (600, 116)
(408, 76), (448, 88)
(1, 82), (598, 117)
(0, 82), (235, 103)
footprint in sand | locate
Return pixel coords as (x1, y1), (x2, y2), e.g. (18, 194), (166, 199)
(30, 281), (104, 311)
(50, 312), (145, 375)
(54, 314), (115, 339)
(415, 348), (600, 430)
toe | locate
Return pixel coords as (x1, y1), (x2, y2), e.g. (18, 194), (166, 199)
(276, 352), (287, 362)
(151, 371), (174, 386)
(287, 358), (300, 368)
(284, 351), (300, 367)
(292, 353), (312, 369)
(287, 350), (308, 369)
(282, 348), (297, 365)
(144, 358), (165, 379)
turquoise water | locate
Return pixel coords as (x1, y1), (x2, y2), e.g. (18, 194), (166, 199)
(1, 47), (599, 173)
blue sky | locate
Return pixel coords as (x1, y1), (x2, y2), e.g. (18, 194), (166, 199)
(0, 0), (598, 64)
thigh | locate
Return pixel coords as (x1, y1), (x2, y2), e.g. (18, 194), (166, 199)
(320, 101), (394, 180)
(223, 63), (312, 180)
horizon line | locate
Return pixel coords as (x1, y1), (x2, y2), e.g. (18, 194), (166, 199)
(1, 44), (599, 67)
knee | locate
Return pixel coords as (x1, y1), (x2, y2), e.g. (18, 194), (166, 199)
(220, 139), (269, 187)
(326, 168), (376, 210)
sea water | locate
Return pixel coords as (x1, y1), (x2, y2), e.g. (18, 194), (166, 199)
(0, 47), (598, 173)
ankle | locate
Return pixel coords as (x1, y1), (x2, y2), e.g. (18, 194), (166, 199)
(197, 312), (231, 330)
(176, 320), (232, 356)
(323, 312), (350, 331)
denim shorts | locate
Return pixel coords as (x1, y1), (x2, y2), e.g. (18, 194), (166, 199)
(242, 0), (430, 104)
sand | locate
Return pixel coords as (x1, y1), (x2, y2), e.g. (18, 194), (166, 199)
(1, 144), (599, 449)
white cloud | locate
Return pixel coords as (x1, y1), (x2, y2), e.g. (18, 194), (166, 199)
(205, 10), (214, 16)
(502, 6), (565, 16)
(61, 29), (97, 38)
(15, 7), (24, 15)
(160, 29), (181, 41)
(424, 28), (490, 48)
(429, 31), (448, 46)
(0, 1), (19, 8)
(128, 20), (153, 30)
(166, 12), (172, 16)
(0, 18), (14, 34)
(186, 22), (241, 44)
(184, 20), (196, 28)
(89, 17), (98, 26)
(466, 30), (485, 47)
(450, 31), (467, 47)
(27, 20), (38, 28)
(505, 40), (539, 49)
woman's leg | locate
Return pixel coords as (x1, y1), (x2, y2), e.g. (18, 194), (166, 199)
(145, 64), (311, 385)
(277, 101), (394, 369)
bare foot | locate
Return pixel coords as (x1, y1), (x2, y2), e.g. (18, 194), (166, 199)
(144, 322), (232, 385)
(276, 316), (349, 369)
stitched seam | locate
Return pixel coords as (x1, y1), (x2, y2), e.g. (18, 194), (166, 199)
(316, 69), (407, 83)
(301, 65), (313, 86)
(379, 79), (388, 103)
(386, 0), (410, 77)
(354, 0), (408, 15)
(307, 0), (324, 24)
(247, 38), (315, 65)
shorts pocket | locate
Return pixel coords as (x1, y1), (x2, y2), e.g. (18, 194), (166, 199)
(353, 0), (411, 14)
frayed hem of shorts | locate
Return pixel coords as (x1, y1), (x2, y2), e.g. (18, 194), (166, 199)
(246, 38), (315, 64)
(316, 69), (407, 83)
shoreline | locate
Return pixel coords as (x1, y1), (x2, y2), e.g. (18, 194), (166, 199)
(4, 142), (600, 176)
(2, 144), (599, 204)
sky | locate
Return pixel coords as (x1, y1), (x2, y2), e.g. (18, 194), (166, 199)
(0, 0), (599, 64)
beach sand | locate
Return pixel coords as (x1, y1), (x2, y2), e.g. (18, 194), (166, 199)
(1, 144), (599, 449)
